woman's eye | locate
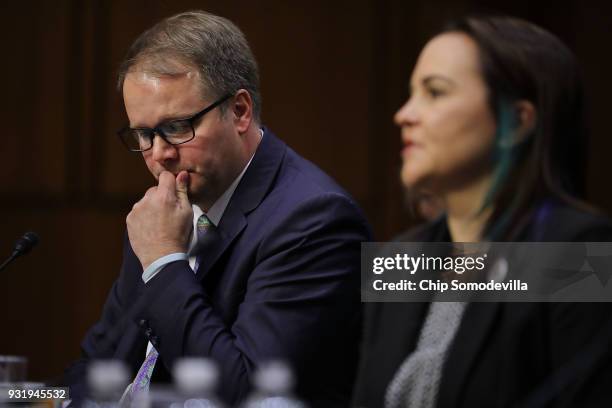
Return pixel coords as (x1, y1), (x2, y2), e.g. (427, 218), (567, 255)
(427, 87), (445, 98)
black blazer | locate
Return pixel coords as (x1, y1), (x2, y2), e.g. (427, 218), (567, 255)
(353, 201), (612, 408)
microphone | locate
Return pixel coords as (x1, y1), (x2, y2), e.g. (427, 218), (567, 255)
(0, 232), (40, 272)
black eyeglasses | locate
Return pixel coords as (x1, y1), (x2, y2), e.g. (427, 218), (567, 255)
(117, 94), (232, 152)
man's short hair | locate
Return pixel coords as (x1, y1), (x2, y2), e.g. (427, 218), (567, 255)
(117, 10), (261, 122)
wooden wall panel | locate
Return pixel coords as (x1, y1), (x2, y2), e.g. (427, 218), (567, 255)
(1, 1), (70, 197)
(574, 2), (612, 212)
(0, 210), (125, 381)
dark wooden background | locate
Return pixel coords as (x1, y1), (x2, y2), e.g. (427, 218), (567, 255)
(1, 0), (611, 382)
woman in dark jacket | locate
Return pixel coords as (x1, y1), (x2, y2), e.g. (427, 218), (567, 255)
(354, 15), (612, 408)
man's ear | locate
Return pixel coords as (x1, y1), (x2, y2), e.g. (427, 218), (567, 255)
(513, 100), (537, 144)
(231, 89), (253, 134)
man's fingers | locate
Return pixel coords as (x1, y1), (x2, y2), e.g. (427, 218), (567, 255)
(157, 171), (189, 206)
(157, 171), (176, 194)
(176, 171), (190, 201)
(143, 186), (157, 198)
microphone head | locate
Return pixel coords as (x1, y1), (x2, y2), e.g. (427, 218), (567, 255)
(14, 231), (39, 256)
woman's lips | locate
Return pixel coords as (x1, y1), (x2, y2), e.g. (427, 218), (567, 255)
(401, 140), (417, 157)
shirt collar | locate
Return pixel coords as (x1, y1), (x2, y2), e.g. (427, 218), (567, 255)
(192, 128), (264, 227)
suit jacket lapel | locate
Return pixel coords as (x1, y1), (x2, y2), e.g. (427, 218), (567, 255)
(393, 217), (501, 408)
(384, 301), (431, 356)
(381, 217), (447, 369)
(195, 208), (246, 280)
(437, 302), (501, 408)
(195, 128), (286, 281)
(436, 202), (554, 406)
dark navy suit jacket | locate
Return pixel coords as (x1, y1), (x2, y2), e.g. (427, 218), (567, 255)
(65, 129), (371, 406)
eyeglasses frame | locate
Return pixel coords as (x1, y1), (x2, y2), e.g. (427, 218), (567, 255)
(117, 93), (233, 152)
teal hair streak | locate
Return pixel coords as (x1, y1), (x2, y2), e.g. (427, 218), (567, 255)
(481, 100), (525, 240)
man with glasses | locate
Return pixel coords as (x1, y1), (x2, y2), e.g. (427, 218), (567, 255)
(63, 10), (370, 407)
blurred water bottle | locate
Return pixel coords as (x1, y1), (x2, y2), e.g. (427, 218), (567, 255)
(84, 360), (130, 408)
(0, 355), (27, 384)
(242, 361), (307, 408)
(170, 357), (225, 408)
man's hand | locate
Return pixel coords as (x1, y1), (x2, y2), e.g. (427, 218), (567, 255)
(127, 170), (193, 270)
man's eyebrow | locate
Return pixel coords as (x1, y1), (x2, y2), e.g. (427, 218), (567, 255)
(129, 110), (198, 129)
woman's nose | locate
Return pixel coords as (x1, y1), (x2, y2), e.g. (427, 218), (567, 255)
(394, 97), (419, 127)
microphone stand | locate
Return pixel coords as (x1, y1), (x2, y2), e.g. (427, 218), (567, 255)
(0, 251), (19, 273)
